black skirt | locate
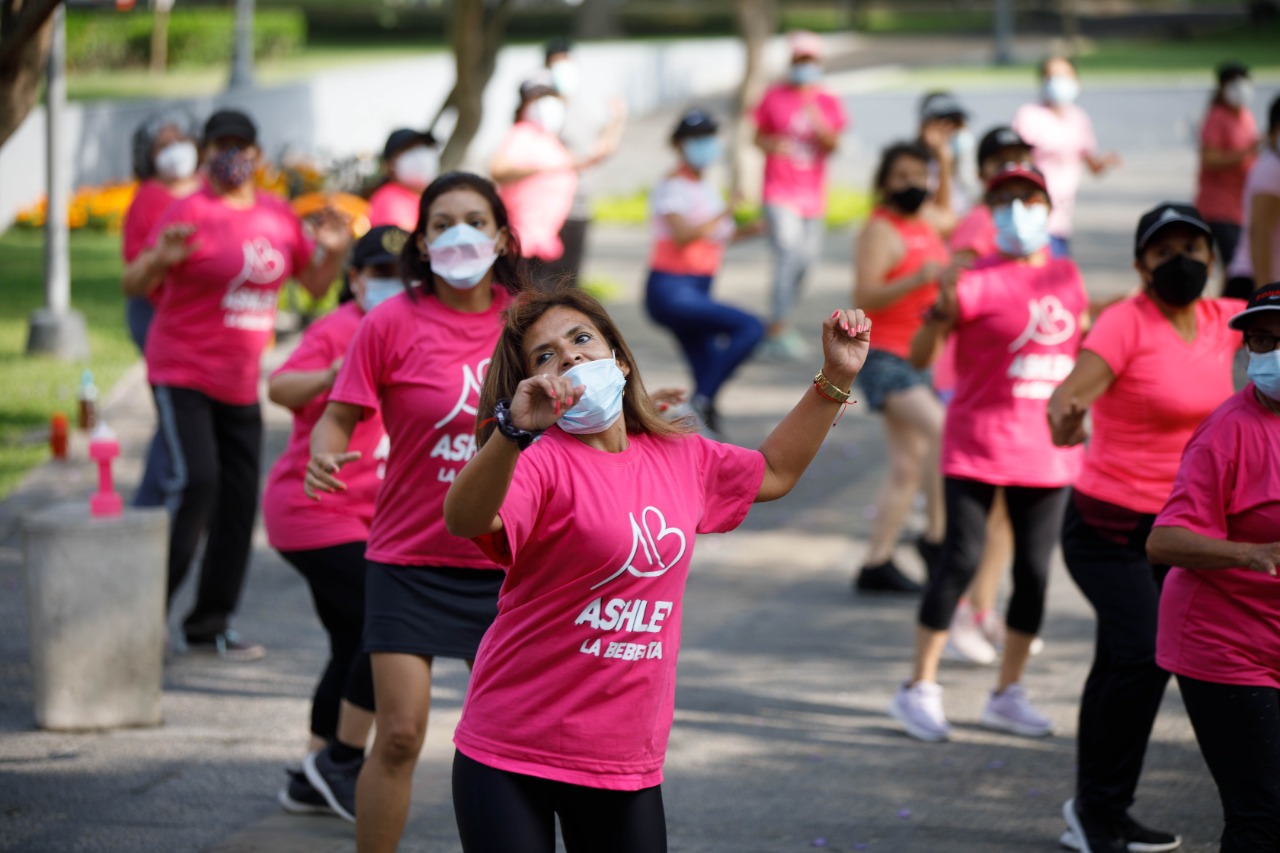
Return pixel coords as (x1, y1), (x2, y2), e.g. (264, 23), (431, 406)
(363, 561), (503, 659)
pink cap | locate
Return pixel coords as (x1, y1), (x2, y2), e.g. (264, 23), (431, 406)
(789, 30), (824, 61)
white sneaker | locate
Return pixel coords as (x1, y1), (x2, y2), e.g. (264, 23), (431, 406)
(980, 683), (1054, 737)
(944, 602), (998, 665)
(889, 681), (950, 742)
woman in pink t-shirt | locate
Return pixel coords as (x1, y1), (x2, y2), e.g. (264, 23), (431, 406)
(264, 226), (408, 821)
(1195, 62), (1259, 286)
(490, 74), (577, 284)
(898, 165), (1086, 744)
(305, 172), (526, 853)
(121, 109), (350, 660)
(122, 109), (203, 511)
(1047, 203), (1237, 851)
(643, 108), (765, 435)
(851, 141), (951, 595)
(1146, 283), (1280, 852)
(367, 128), (438, 231)
(442, 288), (871, 852)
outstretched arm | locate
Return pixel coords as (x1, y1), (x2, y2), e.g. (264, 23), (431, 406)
(755, 308), (870, 502)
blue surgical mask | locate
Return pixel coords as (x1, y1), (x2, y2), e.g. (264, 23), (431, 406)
(1247, 349), (1280, 401)
(427, 223), (499, 290)
(681, 136), (720, 171)
(363, 276), (402, 311)
(558, 354), (626, 435)
(1043, 75), (1079, 106)
(993, 200), (1051, 257)
(790, 62), (822, 86)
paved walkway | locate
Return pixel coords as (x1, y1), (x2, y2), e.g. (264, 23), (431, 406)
(0, 38), (1231, 853)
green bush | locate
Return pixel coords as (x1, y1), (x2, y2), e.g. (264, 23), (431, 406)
(66, 8), (306, 72)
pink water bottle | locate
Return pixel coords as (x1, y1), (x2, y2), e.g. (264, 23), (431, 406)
(88, 422), (123, 518)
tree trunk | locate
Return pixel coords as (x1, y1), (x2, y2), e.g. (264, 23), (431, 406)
(575, 0), (622, 42)
(0, 0), (61, 150)
(730, 0), (777, 204)
(150, 5), (170, 75)
(436, 0), (516, 172)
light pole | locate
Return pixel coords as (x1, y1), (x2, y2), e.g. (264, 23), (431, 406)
(227, 0), (255, 90)
(994, 0), (1015, 66)
(26, 2), (89, 361)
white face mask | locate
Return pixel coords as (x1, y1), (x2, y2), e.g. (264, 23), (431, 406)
(558, 354), (626, 435)
(525, 97), (567, 136)
(154, 141), (198, 181)
(427, 223), (499, 290)
(1223, 78), (1254, 109)
(362, 276), (402, 311)
(1043, 75), (1079, 106)
(549, 60), (580, 98)
(394, 146), (438, 191)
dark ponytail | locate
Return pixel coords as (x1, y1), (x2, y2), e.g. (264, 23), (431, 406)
(399, 170), (529, 300)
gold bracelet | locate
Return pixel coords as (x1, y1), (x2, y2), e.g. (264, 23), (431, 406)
(813, 369), (853, 405)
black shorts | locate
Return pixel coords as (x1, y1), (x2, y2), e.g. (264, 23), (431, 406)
(855, 348), (932, 411)
(364, 561), (503, 659)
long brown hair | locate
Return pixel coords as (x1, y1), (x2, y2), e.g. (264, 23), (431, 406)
(477, 286), (694, 446)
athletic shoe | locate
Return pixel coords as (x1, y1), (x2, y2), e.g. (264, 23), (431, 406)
(755, 330), (810, 364)
(943, 602), (998, 665)
(888, 681), (950, 742)
(304, 747), (361, 824)
(980, 683), (1054, 737)
(185, 630), (266, 662)
(855, 561), (923, 594)
(277, 768), (333, 816)
(1059, 802), (1181, 853)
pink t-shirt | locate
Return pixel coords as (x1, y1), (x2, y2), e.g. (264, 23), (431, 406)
(329, 286), (511, 568)
(942, 255), (1087, 487)
(1156, 386), (1280, 688)
(144, 187), (313, 405)
(454, 427), (765, 790)
(1075, 295), (1244, 514)
(752, 84), (848, 218)
(949, 205), (998, 259)
(1013, 102), (1098, 239)
(262, 301), (388, 552)
(1227, 147), (1280, 282)
(367, 182), (421, 232)
(1195, 103), (1258, 224)
(494, 121), (577, 261)
(123, 180), (179, 263)
(648, 171), (734, 277)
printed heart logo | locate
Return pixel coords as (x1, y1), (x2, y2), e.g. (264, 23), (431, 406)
(1008, 295), (1076, 352)
(590, 506), (688, 590)
(228, 237), (286, 290)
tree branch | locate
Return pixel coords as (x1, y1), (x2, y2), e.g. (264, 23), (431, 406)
(0, 0), (62, 72)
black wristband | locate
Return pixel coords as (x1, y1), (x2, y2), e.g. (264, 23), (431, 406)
(492, 399), (542, 451)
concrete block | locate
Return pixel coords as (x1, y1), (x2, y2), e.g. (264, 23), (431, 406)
(22, 502), (168, 730)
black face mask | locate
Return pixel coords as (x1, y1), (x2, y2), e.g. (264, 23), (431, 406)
(888, 186), (929, 214)
(1149, 254), (1208, 306)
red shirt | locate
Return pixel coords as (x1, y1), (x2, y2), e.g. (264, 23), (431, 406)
(860, 208), (948, 360)
(144, 186), (313, 405)
(262, 302), (387, 552)
(328, 286), (511, 569)
(1195, 103), (1259, 224)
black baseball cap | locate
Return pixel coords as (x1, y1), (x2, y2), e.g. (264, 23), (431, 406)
(351, 225), (410, 269)
(1229, 281), (1280, 330)
(920, 91), (968, 123)
(203, 109), (257, 146)
(977, 126), (1031, 169)
(383, 128), (436, 161)
(1217, 61), (1249, 86)
(1133, 202), (1212, 258)
(671, 108), (718, 141)
(519, 72), (557, 102)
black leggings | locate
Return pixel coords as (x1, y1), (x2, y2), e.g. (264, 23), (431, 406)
(1177, 675), (1280, 852)
(278, 542), (375, 740)
(452, 751), (668, 853)
(919, 477), (1069, 634)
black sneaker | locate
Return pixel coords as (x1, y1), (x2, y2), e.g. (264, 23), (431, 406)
(185, 630), (266, 662)
(304, 747), (361, 824)
(277, 768), (333, 816)
(1060, 802), (1181, 853)
(854, 561), (923, 594)
(1061, 798), (1126, 853)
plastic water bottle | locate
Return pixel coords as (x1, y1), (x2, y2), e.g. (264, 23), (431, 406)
(78, 369), (98, 431)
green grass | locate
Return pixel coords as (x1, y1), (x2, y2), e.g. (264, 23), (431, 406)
(0, 231), (137, 499)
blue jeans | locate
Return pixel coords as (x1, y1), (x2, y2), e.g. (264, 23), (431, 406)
(126, 296), (171, 508)
(764, 204), (825, 326)
(644, 270), (765, 403)
(1049, 235), (1071, 258)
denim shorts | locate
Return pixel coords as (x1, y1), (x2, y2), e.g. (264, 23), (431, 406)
(855, 348), (931, 412)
